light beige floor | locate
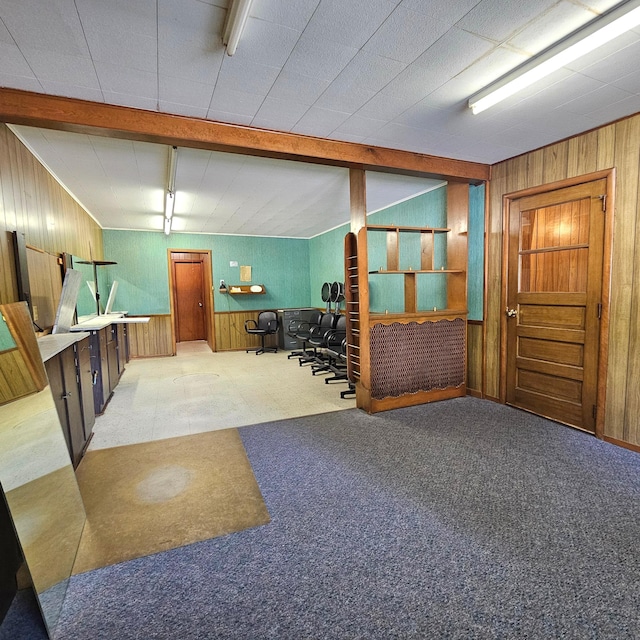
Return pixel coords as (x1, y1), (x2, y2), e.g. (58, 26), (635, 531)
(89, 341), (355, 450)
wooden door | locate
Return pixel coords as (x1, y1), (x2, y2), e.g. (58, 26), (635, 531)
(505, 179), (606, 432)
(174, 261), (206, 342)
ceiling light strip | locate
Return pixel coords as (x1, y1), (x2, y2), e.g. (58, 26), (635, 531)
(222, 0), (253, 56)
(163, 146), (178, 235)
(469, 0), (640, 114)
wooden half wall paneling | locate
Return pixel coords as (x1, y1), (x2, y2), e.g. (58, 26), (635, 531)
(0, 349), (38, 405)
(467, 321), (483, 397)
(0, 123), (103, 306)
(487, 114), (640, 447)
(214, 311), (279, 352)
(127, 315), (173, 358)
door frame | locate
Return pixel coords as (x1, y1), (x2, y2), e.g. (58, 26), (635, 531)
(500, 169), (615, 439)
(167, 249), (215, 354)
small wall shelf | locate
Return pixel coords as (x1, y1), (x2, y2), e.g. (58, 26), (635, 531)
(223, 284), (266, 295)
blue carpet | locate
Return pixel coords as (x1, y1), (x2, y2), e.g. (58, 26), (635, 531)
(48, 398), (640, 639)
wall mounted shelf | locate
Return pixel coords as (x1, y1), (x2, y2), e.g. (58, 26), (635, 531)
(222, 284), (266, 295)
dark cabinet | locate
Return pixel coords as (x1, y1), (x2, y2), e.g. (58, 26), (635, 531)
(76, 336), (95, 438)
(45, 344), (87, 467)
(90, 327), (110, 415)
(88, 322), (129, 415)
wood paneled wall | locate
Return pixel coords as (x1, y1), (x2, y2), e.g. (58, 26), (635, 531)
(487, 114), (640, 447)
(215, 311), (279, 352)
(0, 349), (37, 404)
(0, 124), (103, 306)
(467, 321), (483, 397)
(127, 311), (280, 354)
(128, 315), (173, 358)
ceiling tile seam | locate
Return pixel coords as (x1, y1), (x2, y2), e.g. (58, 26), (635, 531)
(247, 1), (322, 128)
(72, 0), (105, 103)
(156, 0), (160, 111)
(327, 29), (473, 141)
(306, 3), (452, 133)
(0, 13), (44, 90)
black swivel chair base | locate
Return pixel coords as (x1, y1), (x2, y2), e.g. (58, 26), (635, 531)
(246, 338), (278, 355)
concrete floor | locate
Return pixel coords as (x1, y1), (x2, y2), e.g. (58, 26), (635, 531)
(90, 341), (355, 450)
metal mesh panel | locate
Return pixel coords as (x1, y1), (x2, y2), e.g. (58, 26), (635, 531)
(370, 318), (465, 399)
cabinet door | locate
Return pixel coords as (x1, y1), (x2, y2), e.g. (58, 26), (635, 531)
(45, 356), (71, 456)
(89, 331), (104, 414)
(60, 347), (84, 467)
(116, 323), (127, 373)
(98, 328), (110, 407)
(107, 326), (119, 392)
(76, 337), (95, 438)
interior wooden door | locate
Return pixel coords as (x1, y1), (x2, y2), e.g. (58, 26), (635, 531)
(174, 261), (206, 342)
(505, 179), (606, 432)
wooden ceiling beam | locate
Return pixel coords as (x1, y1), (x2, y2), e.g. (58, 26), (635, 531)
(0, 89), (489, 183)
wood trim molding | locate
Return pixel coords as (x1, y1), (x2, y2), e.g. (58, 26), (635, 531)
(602, 436), (640, 455)
(0, 89), (490, 183)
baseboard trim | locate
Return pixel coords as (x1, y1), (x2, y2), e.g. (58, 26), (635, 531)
(602, 436), (640, 454)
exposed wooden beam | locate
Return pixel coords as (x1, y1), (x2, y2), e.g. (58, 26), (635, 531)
(0, 89), (489, 183)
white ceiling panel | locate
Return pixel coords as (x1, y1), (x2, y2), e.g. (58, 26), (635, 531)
(362, 6), (451, 64)
(457, 0), (560, 42)
(238, 18), (303, 67)
(209, 86), (264, 117)
(314, 78), (376, 114)
(21, 49), (100, 88)
(264, 70), (331, 106)
(77, 0), (157, 72)
(291, 106), (351, 137)
(282, 31), (358, 82)
(0, 0), (88, 57)
(3, 0), (640, 237)
(0, 41), (37, 78)
(303, 0), (397, 49)
(253, 96), (309, 126)
(94, 62), (158, 100)
(250, 0), (320, 31)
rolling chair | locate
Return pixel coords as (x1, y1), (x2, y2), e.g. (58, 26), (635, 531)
(244, 311), (279, 355)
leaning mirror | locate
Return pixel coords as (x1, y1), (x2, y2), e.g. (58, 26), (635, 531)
(0, 302), (86, 637)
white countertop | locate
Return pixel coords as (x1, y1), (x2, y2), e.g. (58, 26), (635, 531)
(38, 332), (90, 362)
(71, 313), (150, 331)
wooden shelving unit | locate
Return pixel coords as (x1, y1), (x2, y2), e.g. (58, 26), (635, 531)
(345, 182), (469, 413)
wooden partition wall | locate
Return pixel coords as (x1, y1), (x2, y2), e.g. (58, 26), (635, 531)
(487, 113), (640, 450)
(0, 124), (103, 308)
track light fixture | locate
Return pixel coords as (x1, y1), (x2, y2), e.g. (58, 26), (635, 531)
(468, 0), (640, 114)
(222, 0), (254, 56)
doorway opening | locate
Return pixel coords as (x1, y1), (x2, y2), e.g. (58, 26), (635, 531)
(168, 250), (215, 354)
(501, 170), (614, 437)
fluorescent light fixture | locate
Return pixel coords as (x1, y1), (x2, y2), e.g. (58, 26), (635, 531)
(165, 191), (175, 220)
(167, 145), (177, 192)
(222, 0), (253, 56)
(162, 145), (178, 234)
(469, 0), (640, 114)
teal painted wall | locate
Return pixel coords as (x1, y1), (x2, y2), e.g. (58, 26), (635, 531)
(102, 231), (310, 314)
(309, 223), (348, 309)
(468, 184), (485, 321)
(367, 186), (448, 313)
(308, 183), (484, 317)
(102, 183), (484, 319)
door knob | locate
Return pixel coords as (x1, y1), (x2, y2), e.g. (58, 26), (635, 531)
(198, 302), (203, 307)
(506, 308), (518, 318)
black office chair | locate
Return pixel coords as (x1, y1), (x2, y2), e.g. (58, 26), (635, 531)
(244, 311), (279, 355)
